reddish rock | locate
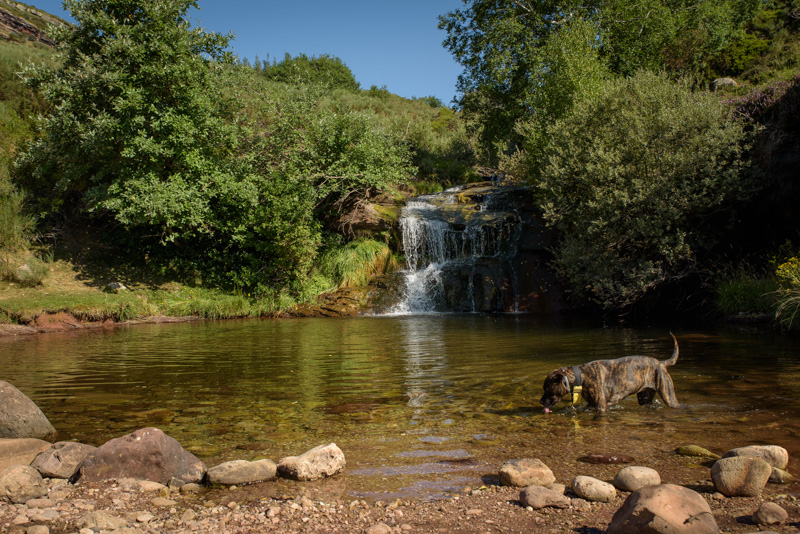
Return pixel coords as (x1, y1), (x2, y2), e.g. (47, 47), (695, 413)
(0, 438), (51, 471)
(608, 484), (719, 534)
(499, 458), (555, 487)
(76, 427), (205, 484)
(32, 441), (96, 479)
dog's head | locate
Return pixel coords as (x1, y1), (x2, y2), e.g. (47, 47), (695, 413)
(540, 369), (570, 413)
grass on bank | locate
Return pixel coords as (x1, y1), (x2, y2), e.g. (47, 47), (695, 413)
(0, 237), (398, 326)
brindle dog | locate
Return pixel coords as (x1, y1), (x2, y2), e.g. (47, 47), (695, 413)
(540, 333), (680, 413)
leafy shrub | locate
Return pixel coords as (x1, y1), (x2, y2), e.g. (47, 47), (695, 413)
(537, 71), (755, 310)
(775, 253), (800, 330)
(264, 53), (360, 91)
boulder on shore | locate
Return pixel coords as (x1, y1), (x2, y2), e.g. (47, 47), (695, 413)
(613, 466), (661, 492)
(721, 445), (789, 470)
(752, 502), (788, 526)
(0, 464), (48, 504)
(711, 456), (772, 497)
(498, 458), (555, 487)
(608, 484), (719, 534)
(277, 443), (345, 481)
(571, 475), (616, 502)
(0, 438), (51, 471)
(519, 485), (570, 509)
(0, 381), (57, 442)
(206, 459), (277, 486)
(32, 441), (96, 479)
(76, 427), (205, 484)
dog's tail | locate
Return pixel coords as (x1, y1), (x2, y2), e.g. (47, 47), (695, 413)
(664, 332), (679, 366)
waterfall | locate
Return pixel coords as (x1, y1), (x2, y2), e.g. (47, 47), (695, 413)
(391, 185), (524, 314)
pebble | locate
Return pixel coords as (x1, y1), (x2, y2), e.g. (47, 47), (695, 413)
(137, 512), (155, 522)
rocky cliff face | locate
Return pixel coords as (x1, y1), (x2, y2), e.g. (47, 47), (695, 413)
(393, 181), (565, 314)
(0, 0), (67, 46)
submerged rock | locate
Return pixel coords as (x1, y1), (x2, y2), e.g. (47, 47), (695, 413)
(675, 445), (720, 460)
(584, 453), (634, 464)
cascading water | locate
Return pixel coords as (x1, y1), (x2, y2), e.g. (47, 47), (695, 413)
(392, 183), (526, 314)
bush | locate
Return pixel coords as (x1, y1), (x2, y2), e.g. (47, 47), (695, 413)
(775, 253), (800, 330)
(536, 71), (755, 310)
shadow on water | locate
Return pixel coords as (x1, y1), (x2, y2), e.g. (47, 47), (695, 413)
(2, 314), (799, 500)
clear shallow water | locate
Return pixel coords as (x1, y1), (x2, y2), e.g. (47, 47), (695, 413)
(2, 315), (799, 500)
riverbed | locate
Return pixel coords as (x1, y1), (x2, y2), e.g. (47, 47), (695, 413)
(1, 315), (798, 501)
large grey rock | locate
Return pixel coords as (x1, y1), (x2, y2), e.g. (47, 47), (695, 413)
(0, 381), (57, 442)
(32, 441), (96, 479)
(498, 458), (555, 487)
(722, 445), (789, 469)
(0, 465), (48, 503)
(571, 475), (616, 502)
(614, 466), (661, 492)
(0, 438), (51, 471)
(519, 485), (570, 509)
(608, 484), (718, 534)
(277, 443), (345, 481)
(76, 427), (205, 484)
(752, 502), (788, 526)
(207, 459), (277, 486)
(711, 457), (771, 497)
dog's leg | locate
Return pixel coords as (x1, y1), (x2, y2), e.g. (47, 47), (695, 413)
(637, 389), (656, 405)
(656, 368), (681, 408)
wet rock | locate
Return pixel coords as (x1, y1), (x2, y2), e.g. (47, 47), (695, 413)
(519, 485), (570, 509)
(277, 443), (345, 481)
(608, 484), (718, 534)
(613, 466), (661, 492)
(207, 459), (277, 486)
(498, 458), (555, 487)
(31, 441), (96, 479)
(0, 465), (47, 503)
(584, 453), (634, 464)
(0, 381), (57, 442)
(675, 445), (720, 460)
(76, 427), (206, 484)
(769, 467), (794, 484)
(76, 510), (128, 531)
(711, 457), (771, 497)
(752, 502), (788, 526)
(0, 438), (51, 471)
(721, 445), (789, 469)
(571, 476), (616, 502)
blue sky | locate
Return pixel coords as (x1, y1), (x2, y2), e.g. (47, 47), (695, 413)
(27, 0), (466, 104)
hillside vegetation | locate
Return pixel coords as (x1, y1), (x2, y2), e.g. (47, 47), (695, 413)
(1, 0), (799, 329)
(0, 0), (473, 325)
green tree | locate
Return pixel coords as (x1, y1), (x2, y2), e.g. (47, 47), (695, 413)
(537, 71), (754, 310)
(264, 53), (360, 91)
(18, 0), (237, 236)
(439, 0), (761, 162)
